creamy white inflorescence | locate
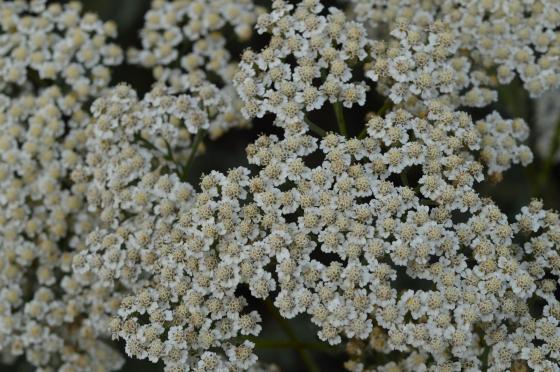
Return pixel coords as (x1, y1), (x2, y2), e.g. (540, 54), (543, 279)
(1, 0), (559, 371)
(0, 0), (124, 370)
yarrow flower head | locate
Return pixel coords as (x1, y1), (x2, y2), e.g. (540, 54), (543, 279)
(234, 0), (369, 129)
(235, 43), (559, 367)
(476, 111), (533, 176)
(75, 83), (279, 370)
(128, 0), (263, 139)
(0, 0), (123, 96)
(365, 17), (497, 110)
(0, 0), (124, 370)
(1, 1), (559, 371)
(351, 0), (560, 98)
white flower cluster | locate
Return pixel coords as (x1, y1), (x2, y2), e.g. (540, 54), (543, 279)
(73, 84), (275, 371)
(476, 112), (533, 175)
(98, 168), (267, 370)
(128, 0), (262, 139)
(1, 0), (559, 371)
(234, 0), (369, 126)
(76, 85), (325, 372)
(80, 84), (204, 216)
(0, 1), (124, 370)
(351, 0), (560, 98)
(365, 18), (497, 109)
(241, 105), (560, 371)
(0, 0), (122, 97)
(343, 198), (560, 371)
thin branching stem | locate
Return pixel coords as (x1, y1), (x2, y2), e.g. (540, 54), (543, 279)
(264, 298), (320, 372)
(181, 128), (206, 181)
(333, 101), (348, 137)
(240, 337), (332, 351)
(304, 116), (327, 137)
(537, 116), (560, 194)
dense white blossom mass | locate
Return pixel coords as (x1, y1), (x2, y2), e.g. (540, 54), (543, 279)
(0, 1), (124, 370)
(351, 0), (560, 97)
(0, 0), (559, 371)
(128, 0), (263, 139)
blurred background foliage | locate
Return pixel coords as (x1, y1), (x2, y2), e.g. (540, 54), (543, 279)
(6, 0), (559, 371)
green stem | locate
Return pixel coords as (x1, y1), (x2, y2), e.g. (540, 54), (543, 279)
(134, 133), (160, 152)
(400, 171), (409, 187)
(377, 99), (393, 117)
(357, 126), (368, 140)
(241, 337), (332, 350)
(420, 198), (439, 207)
(135, 135), (174, 164)
(333, 102), (348, 137)
(164, 139), (176, 163)
(304, 116), (327, 137)
(181, 128), (206, 181)
(480, 345), (491, 370)
(538, 116), (560, 194)
(264, 299), (320, 372)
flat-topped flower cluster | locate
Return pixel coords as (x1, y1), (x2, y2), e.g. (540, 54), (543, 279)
(0, 0), (559, 371)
